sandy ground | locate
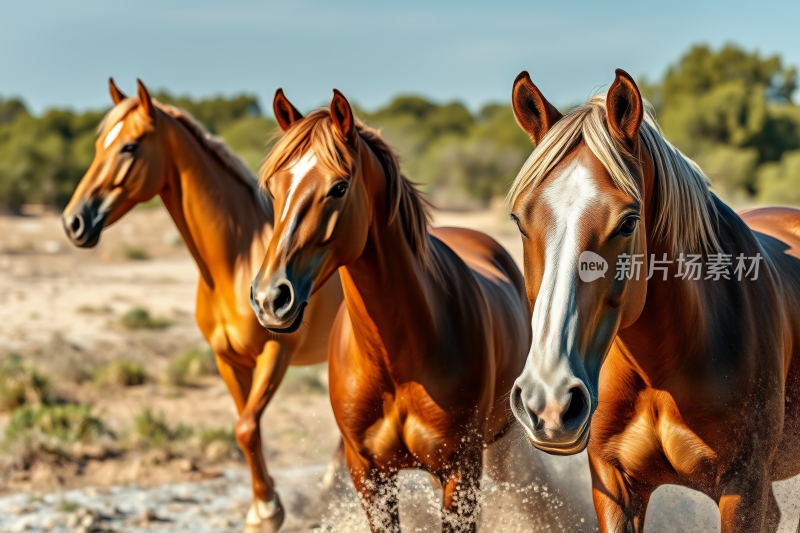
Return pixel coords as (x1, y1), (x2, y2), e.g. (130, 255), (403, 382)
(1, 205), (799, 532)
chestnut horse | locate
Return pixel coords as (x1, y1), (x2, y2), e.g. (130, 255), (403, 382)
(506, 68), (800, 532)
(250, 89), (530, 532)
(62, 79), (343, 533)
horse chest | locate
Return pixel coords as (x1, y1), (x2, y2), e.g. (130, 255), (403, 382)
(197, 290), (266, 367)
(603, 393), (718, 485)
(352, 390), (458, 471)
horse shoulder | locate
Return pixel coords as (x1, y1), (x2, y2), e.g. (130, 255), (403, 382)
(328, 306), (383, 419)
(429, 226), (530, 379)
(194, 276), (268, 368)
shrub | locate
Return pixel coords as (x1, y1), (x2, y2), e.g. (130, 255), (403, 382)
(757, 149), (800, 205)
(5, 404), (105, 444)
(120, 308), (172, 330)
(196, 426), (241, 461)
(93, 360), (147, 387)
(122, 247), (150, 260)
(76, 304), (112, 314)
(0, 356), (54, 411)
(163, 347), (218, 386)
(130, 408), (191, 450)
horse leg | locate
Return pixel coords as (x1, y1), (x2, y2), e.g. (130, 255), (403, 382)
(218, 341), (291, 533)
(344, 441), (400, 533)
(321, 437), (346, 491)
(441, 449), (482, 533)
(589, 452), (653, 533)
(763, 485), (782, 533)
(239, 340), (292, 533)
(217, 355), (270, 533)
(718, 465), (773, 533)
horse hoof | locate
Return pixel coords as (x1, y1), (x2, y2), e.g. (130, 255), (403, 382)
(243, 493), (285, 533)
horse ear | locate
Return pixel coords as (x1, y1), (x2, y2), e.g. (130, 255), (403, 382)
(136, 79), (157, 122)
(109, 78), (126, 105)
(330, 89), (357, 149)
(512, 71), (562, 145)
(273, 88), (303, 131)
(606, 69), (643, 151)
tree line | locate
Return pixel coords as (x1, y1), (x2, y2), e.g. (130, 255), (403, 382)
(1, 43), (799, 212)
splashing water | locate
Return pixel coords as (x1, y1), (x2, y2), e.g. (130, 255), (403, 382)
(315, 425), (597, 532)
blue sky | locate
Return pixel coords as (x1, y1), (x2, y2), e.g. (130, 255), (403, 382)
(2, 0), (799, 114)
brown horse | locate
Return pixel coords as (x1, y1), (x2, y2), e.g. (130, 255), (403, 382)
(62, 79), (343, 533)
(249, 89), (530, 532)
(506, 68), (800, 532)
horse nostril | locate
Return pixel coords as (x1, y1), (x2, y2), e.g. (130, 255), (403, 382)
(273, 283), (293, 314)
(513, 385), (538, 428)
(70, 213), (84, 237)
(562, 386), (588, 430)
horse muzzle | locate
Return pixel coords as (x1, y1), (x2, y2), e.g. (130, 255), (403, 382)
(62, 203), (106, 248)
(250, 277), (308, 334)
(510, 377), (592, 456)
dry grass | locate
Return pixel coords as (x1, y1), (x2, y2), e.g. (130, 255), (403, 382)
(0, 355), (54, 412)
(127, 408), (240, 461)
(163, 347), (218, 386)
(4, 403), (106, 444)
(119, 307), (172, 330)
(92, 360), (148, 388)
(1, 403), (110, 467)
(122, 246), (150, 260)
(76, 304), (112, 314)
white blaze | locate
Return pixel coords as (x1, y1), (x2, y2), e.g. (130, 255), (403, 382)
(103, 121), (124, 149)
(529, 161), (599, 370)
(281, 150), (318, 222)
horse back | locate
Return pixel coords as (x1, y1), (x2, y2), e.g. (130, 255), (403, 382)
(740, 206), (800, 358)
(430, 227), (531, 429)
(740, 206), (800, 479)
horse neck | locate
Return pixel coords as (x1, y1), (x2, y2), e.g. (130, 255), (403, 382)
(339, 145), (438, 368)
(158, 118), (270, 290)
(616, 150), (755, 383)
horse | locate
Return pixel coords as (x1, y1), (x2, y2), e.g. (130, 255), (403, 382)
(61, 79), (344, 533)
(505, 68), (800, 532)
(249, 88), (530, 532)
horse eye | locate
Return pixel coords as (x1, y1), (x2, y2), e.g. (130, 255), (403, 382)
(618, 216), (639, 237)
(509, 213), (527, 237)
(120, 143), (137, 154)
(328, 182), (348, 198)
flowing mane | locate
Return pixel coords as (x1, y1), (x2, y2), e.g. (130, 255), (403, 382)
(98, 98), (272, 216)
(508, 94), (720, 254)
(260, 109), (439, 277)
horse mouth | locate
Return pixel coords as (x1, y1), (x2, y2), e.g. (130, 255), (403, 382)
(266, 302), (307, 334)
(523, 416), (592, 456)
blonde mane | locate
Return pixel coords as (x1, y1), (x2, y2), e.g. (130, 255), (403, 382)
(507, 94), (720, 254)
(98, 98), (272, 216)
(260, 109), (441, 278)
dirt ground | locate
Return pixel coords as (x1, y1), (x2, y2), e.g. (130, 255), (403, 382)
(1, 205), (800, 532)
(0, 205), (341, 490)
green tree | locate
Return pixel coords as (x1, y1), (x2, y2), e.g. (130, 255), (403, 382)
(0, 93), (271, 211)
(655, 44), (799, 195)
